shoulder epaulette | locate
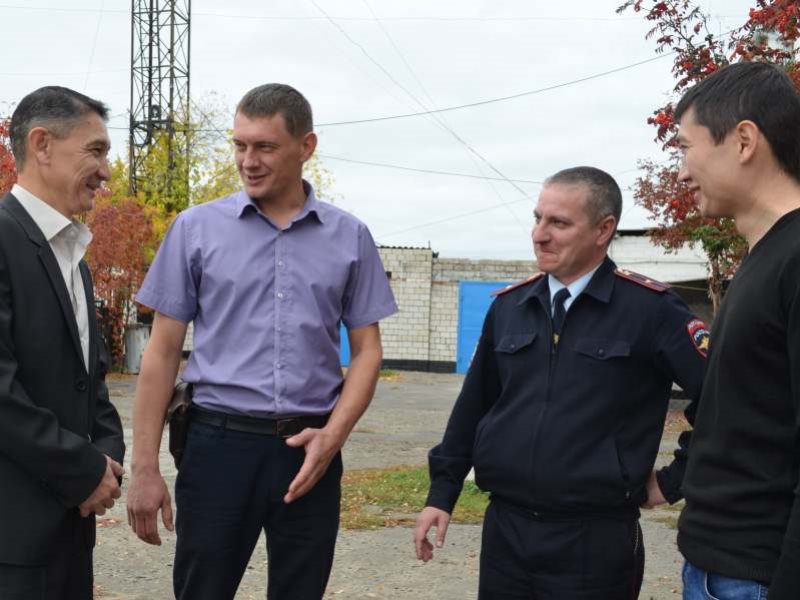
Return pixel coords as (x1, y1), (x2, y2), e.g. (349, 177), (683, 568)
(491, 272), (545, 297)
(614, 268), (670, 293)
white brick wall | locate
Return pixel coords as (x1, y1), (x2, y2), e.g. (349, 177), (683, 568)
(379, 247), (434, 361)
(378, 247), (537, 367)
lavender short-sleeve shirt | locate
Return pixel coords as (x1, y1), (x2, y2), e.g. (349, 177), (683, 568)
(135, 182), (397, 417)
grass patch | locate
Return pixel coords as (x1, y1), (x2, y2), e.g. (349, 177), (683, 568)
(378, 369), (402, 381)
(651, 513), (680, 530)
(341, 465), (488, 529)
(105, 371), (137, 381)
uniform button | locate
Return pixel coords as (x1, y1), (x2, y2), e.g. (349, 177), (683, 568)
(277, 292), (284, 299)
(75, 380), (87, 392)
(278, 260), (284, 268)
(276, 363), (283, 369)
(597, 348), (605, 357)
(509, 343), (516, 350)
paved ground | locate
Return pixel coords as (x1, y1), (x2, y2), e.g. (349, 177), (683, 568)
(94, 372), (686, 599)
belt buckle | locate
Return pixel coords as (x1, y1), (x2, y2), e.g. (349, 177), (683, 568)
(276, 418), (300, 439)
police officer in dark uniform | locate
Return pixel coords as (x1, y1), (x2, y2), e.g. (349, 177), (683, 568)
(414, 166), (707, 599)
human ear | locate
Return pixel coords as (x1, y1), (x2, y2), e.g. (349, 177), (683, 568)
(596, 215), (617, 247)
(300, 131), (317, 162)
(734, 120), (759, 165)
(27, 127), (52, 166)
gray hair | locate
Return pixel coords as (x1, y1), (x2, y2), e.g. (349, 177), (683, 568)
(10, 86), (108, 169)
(545, 166), (622, 228)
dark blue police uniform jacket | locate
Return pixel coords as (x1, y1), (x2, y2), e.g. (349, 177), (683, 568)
(426, 256), (706, 517)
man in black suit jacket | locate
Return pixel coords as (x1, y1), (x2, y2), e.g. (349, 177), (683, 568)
(0, 86), (125, 599)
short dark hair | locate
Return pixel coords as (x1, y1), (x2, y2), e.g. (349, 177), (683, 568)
(546, 166), (622, 228)
(10, 86), (108, 169)
(236, 83), (313, 137)
(675, 61), (800, 181)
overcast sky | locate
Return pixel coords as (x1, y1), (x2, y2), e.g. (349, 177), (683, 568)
(1, 0), (753, 259)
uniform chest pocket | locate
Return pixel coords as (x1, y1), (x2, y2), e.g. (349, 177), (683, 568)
(573, 338), (630, 360)
(494, 332), (537, 354)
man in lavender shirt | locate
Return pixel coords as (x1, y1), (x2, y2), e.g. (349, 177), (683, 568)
(126, 84), (397, 600)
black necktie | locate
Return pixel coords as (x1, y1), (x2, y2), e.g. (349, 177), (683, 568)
(552, 288), (571, 345)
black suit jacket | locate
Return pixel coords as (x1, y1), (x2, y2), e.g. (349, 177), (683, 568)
(0, 192), (125, 565)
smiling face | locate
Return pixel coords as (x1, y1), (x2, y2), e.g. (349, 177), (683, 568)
(676, 107), (743, 218)
(37, 112), (111, 217)
(232, 111), (316, 203)
(532, 182), (615, 285)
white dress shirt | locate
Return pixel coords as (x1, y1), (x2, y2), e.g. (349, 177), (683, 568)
(12, 183), (92, 369)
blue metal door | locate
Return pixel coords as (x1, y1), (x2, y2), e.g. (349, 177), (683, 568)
(340, 322), (350, 366)
(456, 281), (511, 374)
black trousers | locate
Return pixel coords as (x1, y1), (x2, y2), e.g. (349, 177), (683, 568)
(478, 500), (644, 600)
(0, 512), (93, 600)
(173, 420), (342, 600)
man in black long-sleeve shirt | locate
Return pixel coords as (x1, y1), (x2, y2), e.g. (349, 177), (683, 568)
(675, 62), (800, 600)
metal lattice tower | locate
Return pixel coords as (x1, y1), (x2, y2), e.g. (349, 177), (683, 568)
(129, 0), (191, 201)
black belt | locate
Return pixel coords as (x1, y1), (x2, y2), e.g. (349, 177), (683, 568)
(189, 406), (329, 438)
(491, 495), (640, 522)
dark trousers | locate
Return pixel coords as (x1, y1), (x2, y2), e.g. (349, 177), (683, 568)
(0, 512), (93, 600)
(479, 500), (644, 600)
(173, 421), (342, 600)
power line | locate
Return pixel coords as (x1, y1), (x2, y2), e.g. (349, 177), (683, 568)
(373, 161), (654, 239)
(313, 0), (528, 236)
(177, 47), (543, 188)
(7, 53), (674, 128)
(0, 4), (650, 21)
(376, 194), (536, 240)
(104, 52), (676, 131)
(358, 0), (529, 233)
(316, 53), (673, 127)
(83, 0), (106, 91)
(0, 68), (128, 76)
(317, 153), (542, 183)
(316, 23), (739, 127)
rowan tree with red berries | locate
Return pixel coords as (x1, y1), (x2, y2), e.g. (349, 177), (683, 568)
(0, 118), (17, 195)
(619, 0), (799, 313)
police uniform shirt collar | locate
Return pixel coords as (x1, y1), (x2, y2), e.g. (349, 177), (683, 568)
(11, 183), (92, 247)
(519, 255), (617, 307)
(547, 262), (602, 313)
(580, 256), (616, 304)
(236, 179), (325, 224)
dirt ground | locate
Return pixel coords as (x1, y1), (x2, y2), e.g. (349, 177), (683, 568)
(94, 372), (688, 599)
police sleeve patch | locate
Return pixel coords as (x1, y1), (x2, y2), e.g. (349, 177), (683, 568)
(686, 318), (710, 358)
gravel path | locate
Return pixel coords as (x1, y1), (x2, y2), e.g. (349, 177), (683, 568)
(94, 372), (686, 599)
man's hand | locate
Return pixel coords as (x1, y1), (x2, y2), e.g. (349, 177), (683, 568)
(641, 470), (668, 509)
(283, 427), (344, 504)
(78, 455), (123, 517)
(414, 506), (451, 562)
(127, 467), (174, 545)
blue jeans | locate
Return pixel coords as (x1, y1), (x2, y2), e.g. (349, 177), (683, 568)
(683, 561), (768, 600)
